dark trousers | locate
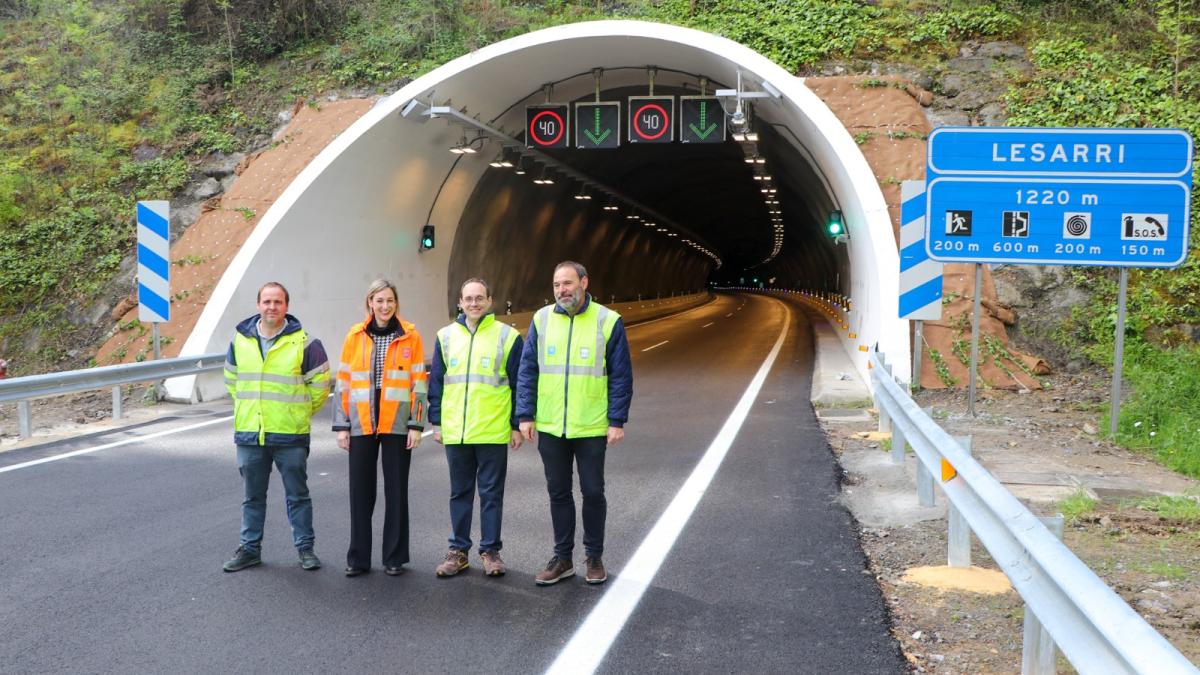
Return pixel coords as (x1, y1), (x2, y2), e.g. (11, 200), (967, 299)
(445, 443), (508, 553)
(347, 434), (410, 568)
(537, 433), (607, 559)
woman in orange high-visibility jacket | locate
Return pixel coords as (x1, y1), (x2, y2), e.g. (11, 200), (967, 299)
(333, 279), (428, 577)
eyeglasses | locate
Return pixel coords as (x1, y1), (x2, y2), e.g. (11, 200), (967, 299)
(461, 296), (488, 306)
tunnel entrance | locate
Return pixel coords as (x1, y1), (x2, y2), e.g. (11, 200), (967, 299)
(448, 81), (842, 313)
(172, 20), (910, 402)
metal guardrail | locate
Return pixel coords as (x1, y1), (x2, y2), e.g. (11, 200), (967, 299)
(869, 351), (1197, 675)
(0, 353), (224, 439)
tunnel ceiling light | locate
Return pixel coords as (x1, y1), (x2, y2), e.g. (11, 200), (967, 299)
(667, 233), (677, 237)
(514, 156), (527, 175)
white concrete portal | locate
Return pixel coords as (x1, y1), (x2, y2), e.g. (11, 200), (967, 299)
(168, 20), (907, 401)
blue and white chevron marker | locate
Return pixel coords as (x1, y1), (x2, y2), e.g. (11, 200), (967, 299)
(136, 200), (170, 323)
(899, 181), (943, 320)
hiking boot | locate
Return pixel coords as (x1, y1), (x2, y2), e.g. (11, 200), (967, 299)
(298, 547), (321, 571)
(534, 556), (574, 586)
(223, 546), (261, 573)
(480, 550), (506, 577)
(584, 556), (607, 585)
(435, 549), (469, 577)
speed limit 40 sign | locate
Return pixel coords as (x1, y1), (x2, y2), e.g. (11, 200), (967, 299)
(526, 105), (570, 149)
(628, 96), (673, 144)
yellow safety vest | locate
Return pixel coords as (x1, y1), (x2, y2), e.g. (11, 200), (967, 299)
(534, 301), (619, 438)
(437, 314), (519, 444)
(226, 328), (329, 446)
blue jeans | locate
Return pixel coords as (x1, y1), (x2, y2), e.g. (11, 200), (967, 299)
(537, 434), (606, 559)
(446, 443), (508, 553)
(236, 445), (314, 554)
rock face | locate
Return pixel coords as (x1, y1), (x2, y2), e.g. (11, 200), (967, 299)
(927, 40), (1033, 128)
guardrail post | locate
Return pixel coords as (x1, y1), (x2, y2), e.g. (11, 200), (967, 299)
(916, 406), (935, 506)
(18, 399), (32, 439)
(112, 385), (122, 421)
(890, 417), (906, 464)
(947, 435), (973, 567)
(1022, 514), (1065, 675)
(877, 360), (892, 434)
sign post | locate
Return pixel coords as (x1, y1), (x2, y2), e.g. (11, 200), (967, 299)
(926, 127), (1193, 419)
(136, 200), (170, 360)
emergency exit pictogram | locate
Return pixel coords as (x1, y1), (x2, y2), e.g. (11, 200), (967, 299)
(628, 96), (673, 144)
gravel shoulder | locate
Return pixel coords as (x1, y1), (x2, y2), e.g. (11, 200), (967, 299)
(823, 371), (1200, 673)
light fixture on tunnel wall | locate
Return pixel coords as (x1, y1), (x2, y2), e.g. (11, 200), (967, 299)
(513, 155), (527, 175)
(489, 149), (513, 168)
(573, 186), (592, 200)
(449, 133), (478, 154)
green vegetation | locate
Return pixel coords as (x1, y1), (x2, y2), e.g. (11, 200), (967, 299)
(1136, 494), (1200, 521)
(1058, 489), (1099, 524)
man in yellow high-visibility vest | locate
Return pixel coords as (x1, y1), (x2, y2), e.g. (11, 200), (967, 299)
(517, 261), (633, 586)
(428, 278), (524, 578)
(222, 282), (331, 573)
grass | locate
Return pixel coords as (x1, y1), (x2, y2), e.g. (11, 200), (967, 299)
(1058, 489), (1099, 524)
(1136, 495), (1200, 522)
(1109, 344), (1200, 478)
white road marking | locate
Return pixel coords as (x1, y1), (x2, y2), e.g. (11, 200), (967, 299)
(641, 340), (669, 352)
(726, 313), (733, 317)
(0, 416), (233, 475)
(546, 303), (791, 675)
(1, 410), (432, 475)
(701, 322), (714, 328)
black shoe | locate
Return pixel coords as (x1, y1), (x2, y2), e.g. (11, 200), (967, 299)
(223, 546), (261, 573)
(298, 548), (321, 571)
(384, 565), (405, 576)
(344, 566), (368, 577)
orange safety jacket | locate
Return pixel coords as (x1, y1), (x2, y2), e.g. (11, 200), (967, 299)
(333, 317), (428, 436)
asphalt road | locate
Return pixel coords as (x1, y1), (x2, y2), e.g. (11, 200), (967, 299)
(0, 292), (903, 674)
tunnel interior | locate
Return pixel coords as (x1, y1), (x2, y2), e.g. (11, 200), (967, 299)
(446, 78), (844, 315)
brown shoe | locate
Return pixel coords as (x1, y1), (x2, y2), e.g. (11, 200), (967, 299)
(534, 556), (574, 585)
(435, 549), (469, 577)
(585, 556), (607, 584)
(480, 550), (506, 577)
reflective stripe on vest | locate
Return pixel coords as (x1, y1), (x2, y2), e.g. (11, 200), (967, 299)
(336, 321), (426, 436)
(231, 329), (315, 445)
(437, 315), (518, 445)
(533, 302), (619, 438)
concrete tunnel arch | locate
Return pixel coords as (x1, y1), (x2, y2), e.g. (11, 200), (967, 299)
(168, 20), (908, 402)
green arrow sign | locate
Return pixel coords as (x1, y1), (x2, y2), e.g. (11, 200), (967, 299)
(680, 96), (725, 144)
(575, 102), (620, 149)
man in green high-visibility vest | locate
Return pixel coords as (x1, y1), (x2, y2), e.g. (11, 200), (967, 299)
(517, 261), (633, 586)
(428, 278), (524, 578)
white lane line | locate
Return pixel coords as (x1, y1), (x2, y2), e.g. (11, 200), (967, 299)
(701, 322), (714, 328)
(641, 340), (669, 352)
(546, 303), (791, 675)
(0, 416), (233, 475)
(726, 313), (733, 317)
(1, 414), (435, 476)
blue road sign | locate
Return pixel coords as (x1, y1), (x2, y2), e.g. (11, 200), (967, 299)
(926, 127), (1193, 268)
(136, 200), (170, 323)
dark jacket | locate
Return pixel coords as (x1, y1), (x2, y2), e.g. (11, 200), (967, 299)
(515, 294), (633, 429)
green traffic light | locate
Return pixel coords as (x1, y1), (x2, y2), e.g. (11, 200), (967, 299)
(828, 210), (844, 237)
